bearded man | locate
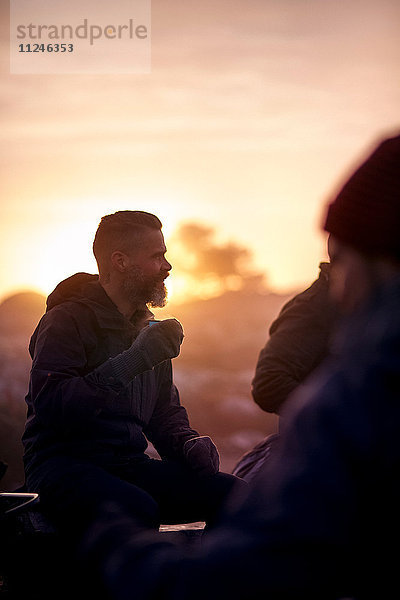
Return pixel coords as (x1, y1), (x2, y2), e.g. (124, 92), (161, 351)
(22, 210), (241, 543)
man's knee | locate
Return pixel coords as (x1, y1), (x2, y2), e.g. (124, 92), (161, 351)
(27, 459), (160, 532)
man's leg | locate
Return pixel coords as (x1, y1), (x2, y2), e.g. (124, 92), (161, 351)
(26, 456), (160, 540)
(25, 457), (160, 599)
(111, 458), (246, 526)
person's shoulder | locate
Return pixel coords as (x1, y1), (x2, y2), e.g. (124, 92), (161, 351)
(277, 264), (331, 315)
(45, 299), (92, 319)
(39, 300), (97, 335)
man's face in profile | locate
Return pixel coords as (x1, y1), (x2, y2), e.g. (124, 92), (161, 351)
(123, 229), (172, 308)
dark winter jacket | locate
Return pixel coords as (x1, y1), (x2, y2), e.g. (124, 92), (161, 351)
(252, 262), (339, 413)
(85, 275), (400, 600)
(22, 273), (198, 476)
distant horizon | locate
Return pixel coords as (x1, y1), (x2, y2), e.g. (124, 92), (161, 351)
(0, 276), (299, 308)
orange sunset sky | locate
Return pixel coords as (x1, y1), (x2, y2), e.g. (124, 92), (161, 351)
(1, 0), (399, 304)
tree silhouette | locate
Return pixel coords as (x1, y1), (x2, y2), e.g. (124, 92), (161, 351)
(169, 222), (268, 297)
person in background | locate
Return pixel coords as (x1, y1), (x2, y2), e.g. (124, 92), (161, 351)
(82, 133), (400, 600)
(233, 257), (339, 481)
(22, 210), (242, 547)
(251, 261), (338, 415)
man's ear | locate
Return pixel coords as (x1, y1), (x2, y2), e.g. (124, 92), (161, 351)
(110, 251), (130, 273)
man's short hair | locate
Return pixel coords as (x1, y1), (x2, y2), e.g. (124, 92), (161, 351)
(93, 210), (162, 272)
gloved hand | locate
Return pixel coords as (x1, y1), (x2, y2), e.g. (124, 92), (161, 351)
(134, 319), (184, 369)
(183, 436), (220, 477)
(107, 318), (184, 386)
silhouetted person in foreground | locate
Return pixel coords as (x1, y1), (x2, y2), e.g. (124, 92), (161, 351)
(82, 133), (400, 599)
(22, 211), (242, 546)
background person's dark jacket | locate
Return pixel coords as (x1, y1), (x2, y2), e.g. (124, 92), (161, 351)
(84, 275), (400, 600)
(252, 262), (338, 414)
(22, 273), (198, 476)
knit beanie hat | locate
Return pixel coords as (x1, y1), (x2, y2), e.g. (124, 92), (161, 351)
(324, 134), (400, 258)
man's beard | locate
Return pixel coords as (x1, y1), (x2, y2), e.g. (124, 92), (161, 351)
(123, 266), (168, 308)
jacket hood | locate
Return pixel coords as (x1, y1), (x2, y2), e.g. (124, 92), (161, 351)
(46, 272), (99, 311)
(45, 272), (154, 336)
